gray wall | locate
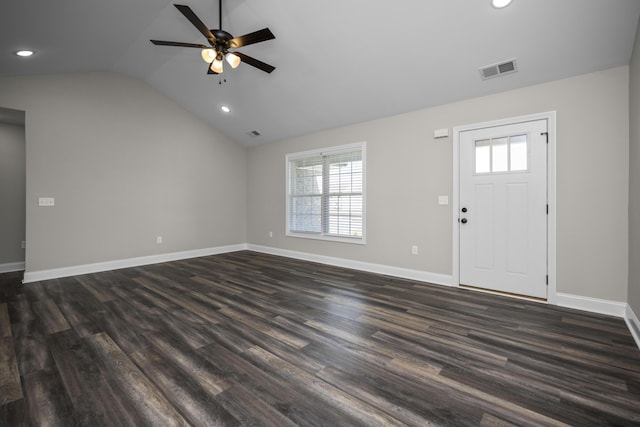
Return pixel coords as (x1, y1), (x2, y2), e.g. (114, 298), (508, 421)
(0, 122), (26, 265)
(248, 66), (630, 302)
(0, 72), (247, 272)
(0, 67), (631, 306)
(629, 21), (640, 316)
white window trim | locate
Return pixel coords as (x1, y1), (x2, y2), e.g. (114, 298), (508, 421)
(285, 142), (367, 244)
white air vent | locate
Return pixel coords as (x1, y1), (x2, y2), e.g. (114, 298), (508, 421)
(479, 59), (517, 80)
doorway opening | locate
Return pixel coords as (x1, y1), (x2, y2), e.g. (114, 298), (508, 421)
(452, 112), (557, 303)
(0, 107), (26, 280)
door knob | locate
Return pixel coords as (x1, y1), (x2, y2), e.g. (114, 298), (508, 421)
(461, 218), (468, 224)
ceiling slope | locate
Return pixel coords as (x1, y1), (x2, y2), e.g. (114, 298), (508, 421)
(2, 0), (640, 146)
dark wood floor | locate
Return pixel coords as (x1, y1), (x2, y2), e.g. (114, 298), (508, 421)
(1, 251), (639, 426)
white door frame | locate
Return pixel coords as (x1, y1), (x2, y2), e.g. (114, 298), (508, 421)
(452, 111), (557, 304)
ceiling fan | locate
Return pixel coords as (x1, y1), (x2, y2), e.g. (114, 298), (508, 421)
(150, 1), (275, 75)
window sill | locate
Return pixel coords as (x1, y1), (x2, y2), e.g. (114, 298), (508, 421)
(286, 232), (366, 245)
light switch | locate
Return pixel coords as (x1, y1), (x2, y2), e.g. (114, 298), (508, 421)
(438, 195), (449, 205)
(39, 197), (55, 207)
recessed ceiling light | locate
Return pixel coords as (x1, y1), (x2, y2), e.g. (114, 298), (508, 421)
(15, 50), (34, 57)
(221, 106), (230, 113)
(492, 0), (512, 8)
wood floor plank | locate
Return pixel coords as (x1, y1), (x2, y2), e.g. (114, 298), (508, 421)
(91, 307), (150, 355)
(480, 413), (519, 427)
(216, 383), (298, 427)
(134, 277), (226, 325)
(224, 319), (325, 374)
(197, 322), (256, 354)
(318, 367), (468, 426)
(47, 328), (139, 426)
(0, 336), (22, 404)
(22, 368), (78, 426)
(149, 308), (218, 350)
(32, 298), (71, 334)
(133, 346), (240, 427)
(0, 398), (28, 427)
(22, 282), (48, 302)
(86, 332), (191, 426)
(75, 275), (118, 303)
(445, 361), (640, 425)
(219, 306), (310, 350)
(198, 342), (366, 427)
(143, 331), (232, 396)
(357, 313), (509, 366)
(1, 251), (640, 426)
(304, 344), (476, 425)
(0, 303), (11, 338)
(11, 319), (54, 376)
(7, 294), (34, 325)
(244, 345), (407, 427)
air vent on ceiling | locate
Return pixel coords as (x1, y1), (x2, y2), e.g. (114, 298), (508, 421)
(246, 130), (261, 137)
(479, 59), (517, 80)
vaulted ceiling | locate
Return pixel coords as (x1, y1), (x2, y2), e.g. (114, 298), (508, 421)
(2, 0), (640, 146)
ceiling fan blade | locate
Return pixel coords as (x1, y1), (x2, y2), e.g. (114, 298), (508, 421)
(234, 52), (275, 73)
(150, 40), (208, 48)
(174, 4), (216, 43)
(229, 28), (275, 48)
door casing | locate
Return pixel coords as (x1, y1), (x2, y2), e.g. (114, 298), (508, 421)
(452, 111), (557, 304)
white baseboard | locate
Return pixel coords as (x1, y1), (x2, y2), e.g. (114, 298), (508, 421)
(18, 243), (640, 350)
(247, 244), (453, 287)
(0, 261), (25, 273)
(22, 243), (452, 286)
(22, 244), (248, 283)
(625, 304), (640, 349)
(556, 292), (627, 317)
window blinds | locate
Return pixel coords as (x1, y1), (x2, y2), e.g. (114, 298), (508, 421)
(288, 145), (364, 240)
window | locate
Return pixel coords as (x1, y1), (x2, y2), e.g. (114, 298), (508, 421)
(474, 134), (528, 174)
(287, 142), (365, 243)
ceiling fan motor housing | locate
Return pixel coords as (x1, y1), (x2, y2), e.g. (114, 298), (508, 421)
(212, 29), (233, 52)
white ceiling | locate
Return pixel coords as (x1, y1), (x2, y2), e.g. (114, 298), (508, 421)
(2, 0), (639, 146)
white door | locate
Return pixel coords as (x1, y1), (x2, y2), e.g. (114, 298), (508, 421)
(459, 119), (548, 299)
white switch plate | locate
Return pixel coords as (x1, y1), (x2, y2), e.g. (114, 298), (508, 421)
(39, 197), (55, 206)
(438, 195), (449, 205)
(411, 245), (418, 255)
(156, 236), (162, 244)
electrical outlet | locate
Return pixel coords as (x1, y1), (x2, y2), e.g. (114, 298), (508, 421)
(156, 236), (162, 244)
(21, 241), (25, 249)
(269, 231), (273, 238)
(38, 197), (55, 206)
(411, 245), (418, 255)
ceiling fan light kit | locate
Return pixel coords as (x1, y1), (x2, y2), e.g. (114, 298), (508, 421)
(211, 56), (224, 73)
(492, 0), (513, 8)
(226, 52), (240, 68)
(151, 0), (276, 76)
(201, 48), (216, 63)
